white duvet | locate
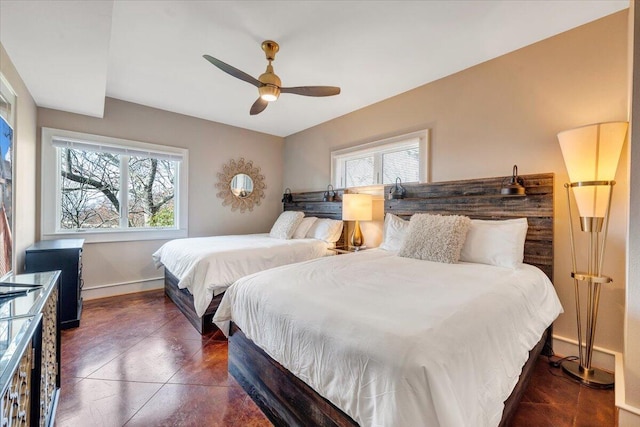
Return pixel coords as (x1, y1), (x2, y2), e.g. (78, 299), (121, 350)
(152, 233), (329, 317)
(214, 249), (563, 427)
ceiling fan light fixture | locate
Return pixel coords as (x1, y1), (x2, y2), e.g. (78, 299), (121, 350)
(258, 64), (281, 102)
(259, 84), (280, 102)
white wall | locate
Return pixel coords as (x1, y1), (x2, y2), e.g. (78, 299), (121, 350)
(38, 97), (284, 298)
(0, 43), (37, 274)
(283, 12), (629, 355)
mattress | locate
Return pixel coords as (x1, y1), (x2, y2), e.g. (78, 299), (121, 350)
(152, 233), (330, 317)
(213, 249), (563, 427)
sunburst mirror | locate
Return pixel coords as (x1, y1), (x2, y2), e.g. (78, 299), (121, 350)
(215, 158), (266, 213)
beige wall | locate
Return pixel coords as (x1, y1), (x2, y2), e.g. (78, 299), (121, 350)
(284, 12), (629, 354)
(0, 43), (38, 274)
(38, 98), (283, 295)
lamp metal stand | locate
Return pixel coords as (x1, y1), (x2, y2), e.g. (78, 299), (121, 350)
(561, 181), (615, 388)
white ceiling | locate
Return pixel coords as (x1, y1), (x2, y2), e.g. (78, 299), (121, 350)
(0, 1), (628, 137)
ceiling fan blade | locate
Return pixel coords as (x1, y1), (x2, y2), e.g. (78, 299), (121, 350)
(250, 98), (268, 115)
(203, 54), (262, 88)
(280, 86), (341, 97)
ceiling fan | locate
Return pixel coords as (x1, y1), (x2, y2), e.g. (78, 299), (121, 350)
(203, 40), (341, 115)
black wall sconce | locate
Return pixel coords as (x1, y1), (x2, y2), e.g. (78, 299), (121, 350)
(281, 188), (293, 203)
(388, 177), (406, 200)
(501, 165), (526, 196)
(323, 184), (336, 202)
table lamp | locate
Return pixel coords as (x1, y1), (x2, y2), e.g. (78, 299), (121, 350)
(341, 193), (373, 249)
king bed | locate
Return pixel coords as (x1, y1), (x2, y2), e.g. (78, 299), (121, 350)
(213, 173), (560, 426)
(155, 189), (346, 334)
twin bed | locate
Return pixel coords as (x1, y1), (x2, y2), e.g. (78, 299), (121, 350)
(156, 173), (561, 426)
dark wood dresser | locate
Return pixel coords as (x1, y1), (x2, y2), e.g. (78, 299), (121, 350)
(0, 271), (61, 426)
(25, 239), (84, 329)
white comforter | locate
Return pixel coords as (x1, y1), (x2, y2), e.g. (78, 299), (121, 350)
(213, 250), (563, 427)
(152, 233), (329, 317)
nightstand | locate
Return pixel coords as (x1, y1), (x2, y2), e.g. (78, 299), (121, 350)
(329, 246), (368, 255)
(25, 239), (84, 329)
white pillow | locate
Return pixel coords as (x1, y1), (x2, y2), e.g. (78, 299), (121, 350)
(269, 211), (304, 239)
(379, 213), (410, 252)
(292, 217), (318, 239)
(459, 218), (528, 268)
(306, 218), (344, 243)
(398, 214), (471, 263)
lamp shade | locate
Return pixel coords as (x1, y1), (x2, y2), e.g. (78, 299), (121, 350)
(557, 122), (627, 218)
(342, 193), (373, 221)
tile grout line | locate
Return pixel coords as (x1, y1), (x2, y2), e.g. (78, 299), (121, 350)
(73, 335), (149, 380)
(118, 301), (213, 426)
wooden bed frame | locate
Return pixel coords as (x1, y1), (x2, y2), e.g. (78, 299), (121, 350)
(163, 189), (347, 334)
(228, 172), (555, 426)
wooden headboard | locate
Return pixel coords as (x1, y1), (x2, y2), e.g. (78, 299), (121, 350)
(283, 189), (344, 219)
(282, 173), (553, 279)
(283, 189), (347, 247)
(384, 173), (554, 280)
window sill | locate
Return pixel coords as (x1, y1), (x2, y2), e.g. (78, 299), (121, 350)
(42, 228), (187, 244)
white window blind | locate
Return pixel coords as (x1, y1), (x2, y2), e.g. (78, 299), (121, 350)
(52, 137), (184, 162)
(345, 156), (375, 187)
(332, 130), (429, 188)
(382, 147), (420, 184)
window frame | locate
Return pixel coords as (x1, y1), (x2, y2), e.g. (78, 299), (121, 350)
(0, 74), (16, 126)
(0, 73), (16, 279)
(331, 129), (430, 188)
(41, 127), (188, 243)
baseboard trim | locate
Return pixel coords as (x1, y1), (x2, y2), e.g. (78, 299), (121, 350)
(552, 334), (616, 372)
(82, 277), (164, 300)
(615, 352), (640, 426)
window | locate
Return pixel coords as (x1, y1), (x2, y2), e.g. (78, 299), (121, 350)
(332, 130), (429, 188)
(41, 128), (188, 242)
(0, 74), (16, 278)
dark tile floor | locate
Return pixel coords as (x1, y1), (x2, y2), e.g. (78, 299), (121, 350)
(56, 289), (615, 426)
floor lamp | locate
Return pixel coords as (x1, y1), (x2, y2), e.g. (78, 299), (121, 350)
(557, 121), (628, 388)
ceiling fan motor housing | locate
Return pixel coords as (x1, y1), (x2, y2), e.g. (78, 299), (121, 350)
(259, 63), (281, 101)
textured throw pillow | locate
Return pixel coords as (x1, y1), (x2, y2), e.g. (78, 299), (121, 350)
(379, 213), (410, 252)
(459, 218), (528, 268)
(306, 218), (344, 243)
(292, 217), (318, 239)
(269, 211), (304, 239)
(398, 214), (471, 263)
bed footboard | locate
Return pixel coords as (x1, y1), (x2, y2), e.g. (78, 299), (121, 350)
(164, 269), (223, 334)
